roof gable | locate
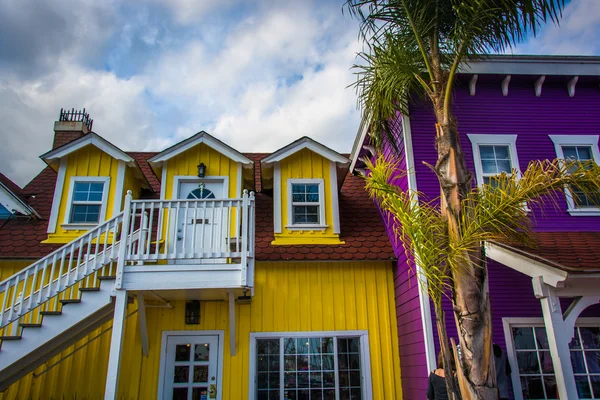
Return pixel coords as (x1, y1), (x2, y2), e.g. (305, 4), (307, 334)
(40, 132), (134, 166)
(147, 131), (254, 165)
(261, 136), (350, 165)
(0, 174), (40, 218)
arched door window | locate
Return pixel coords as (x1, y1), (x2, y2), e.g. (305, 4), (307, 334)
(187, 186), (216, 199)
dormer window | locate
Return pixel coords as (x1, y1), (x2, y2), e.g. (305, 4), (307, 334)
(287, 179), (325, 228)
(64, 177), (110, 227)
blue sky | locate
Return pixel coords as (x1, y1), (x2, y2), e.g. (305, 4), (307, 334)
(0, 0), (599, 186)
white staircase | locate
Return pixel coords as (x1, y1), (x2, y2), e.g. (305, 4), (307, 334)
(0, 191), (256, 391)
(0, 212), (128, 391)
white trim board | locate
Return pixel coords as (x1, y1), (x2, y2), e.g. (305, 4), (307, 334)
(113, 161), (126, 217)
(157, 330), (225, 400)
(148, 131), (253, 165)
(401, 113), (437, 373)
(41, 132), (134, 165)
(248, 331), (372, 400)
(485, 242), (568, 287)
(47, 157), (68, 233)
(261, 136), (350, 165)
(273, 162), (282, 234)
(0, 184), (38, 218)
(329, 161), (341, 234)
(172, 176), (230, 200)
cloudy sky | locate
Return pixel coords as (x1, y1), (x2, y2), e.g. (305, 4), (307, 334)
(1, 0), (599, 186)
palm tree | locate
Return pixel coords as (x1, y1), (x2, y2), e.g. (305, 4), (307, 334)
(344, 1), (571, 398)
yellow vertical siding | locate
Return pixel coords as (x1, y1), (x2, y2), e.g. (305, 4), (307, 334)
(0, 261), (402, 399)
(274, 148), (342, 245)
(46, 145), (120, 243)
(123, 166), (143, 201)
(164, 143), (239, 200)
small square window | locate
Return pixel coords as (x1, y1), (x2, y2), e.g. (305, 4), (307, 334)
(467, 135), (520, 188)
(288, 180), (324, 227)
(65, 177), (109, 226)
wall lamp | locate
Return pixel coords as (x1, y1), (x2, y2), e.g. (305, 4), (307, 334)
(185, 300), (201, 325)
(197, 163), (207, 178)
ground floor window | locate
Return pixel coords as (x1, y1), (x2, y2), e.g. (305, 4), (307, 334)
(250, 331), (370, 400)
(505, 319), (600, 399)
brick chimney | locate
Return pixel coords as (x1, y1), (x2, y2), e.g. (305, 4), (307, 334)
(52, 108), (94, 149)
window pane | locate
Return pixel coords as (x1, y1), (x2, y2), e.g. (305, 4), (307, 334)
(191, 388), (207, 400)
(70, 205), (101, 223)
(591, 375), (600, 398)
(571, 351), (587, 373)
(562, 146), (579, 160)
(479, 145), (496, 159)
(517, 351), (540, 374)
(496, 160), (512, 173)
(521, 376), (545, 399)
(585, 351), (600, 373)
(575, 375), (592, 398)
(494, 146), (510, 159)
(544, 376), (558, 400)
(293, 206), (319, 224)
(539, 351), (554, 374)
(194, 343), (210, 361)
(172, 388), (188, 400)
(581, 327), (600, 349)
(481, 159), (498, 174)
(173, 366), (189, 383)
(535, 327), (549, 349)
(513, 327), (536, 349)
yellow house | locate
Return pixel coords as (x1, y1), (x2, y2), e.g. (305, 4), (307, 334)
(0, 110), (401, 399)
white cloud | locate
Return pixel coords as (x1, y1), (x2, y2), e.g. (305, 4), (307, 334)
(515, 0), (600, 55)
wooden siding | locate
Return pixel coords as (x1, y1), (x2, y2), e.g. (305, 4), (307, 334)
(164, 143), (240, 200)
(46, 145), (120, 243)
(275, 148), (343, 244)
(0, 261), (402, 399)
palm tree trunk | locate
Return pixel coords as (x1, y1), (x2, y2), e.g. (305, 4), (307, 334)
(433, 117), (498, 399)
(434, 303), (461, 400)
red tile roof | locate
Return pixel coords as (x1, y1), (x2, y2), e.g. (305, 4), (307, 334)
(0, 152), (395, 262)
(493, 232), (600, 274)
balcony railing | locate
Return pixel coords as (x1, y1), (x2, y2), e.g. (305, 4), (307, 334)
(121, 190), (255, 265)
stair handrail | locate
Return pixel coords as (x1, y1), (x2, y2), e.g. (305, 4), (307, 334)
(0, 210), (127, 330)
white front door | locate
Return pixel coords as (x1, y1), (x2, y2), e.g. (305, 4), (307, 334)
(162, 334), (221, 400)
(176, 180), (226, 260)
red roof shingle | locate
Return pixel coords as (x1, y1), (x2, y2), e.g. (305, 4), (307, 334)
(499, 232), (600, 273)
(0, 152), (395, 262)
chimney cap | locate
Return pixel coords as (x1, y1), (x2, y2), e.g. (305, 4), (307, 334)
(58, 108), (93, 131)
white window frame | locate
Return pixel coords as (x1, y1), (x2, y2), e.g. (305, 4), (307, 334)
(286, 178), (327, 230)
(249, 330), (372, 400)
(62, 176), (110, 230)
(503, 317), (600, 400)
(467, 134), (521, 187)
(549, 135), (600, 216)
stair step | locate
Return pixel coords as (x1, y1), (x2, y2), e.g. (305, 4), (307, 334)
(40, 311), (62, 316)
(98, 276), (116, 281)
(79, 287), (100, 292)
(59, 299), (81, 304)
(0, 336), (21, 340)
(19, 323), (42, 328)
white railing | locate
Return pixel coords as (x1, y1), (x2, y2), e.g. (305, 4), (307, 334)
(115, 190), (256, 287)
(0, 190), (256, 333)
(0, 212), (127, 332)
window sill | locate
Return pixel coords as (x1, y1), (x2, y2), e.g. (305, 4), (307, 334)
(61, 223), (99, 231)
(567, 208), (600, 216)
(285, 224), (328, 231)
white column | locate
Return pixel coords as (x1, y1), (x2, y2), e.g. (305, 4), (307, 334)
(104, 290), (128, 400)
(533, 277), (578, 399)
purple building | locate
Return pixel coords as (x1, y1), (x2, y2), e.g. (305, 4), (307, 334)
(350, 55), (600, 400)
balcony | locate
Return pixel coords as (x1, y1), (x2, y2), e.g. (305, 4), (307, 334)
(118, 190), (256, 294)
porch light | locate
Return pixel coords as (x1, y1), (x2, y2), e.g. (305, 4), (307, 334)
(197, 163), (207, 178)
(237, 290), (252, 304)
(185, 300), (201, 325)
